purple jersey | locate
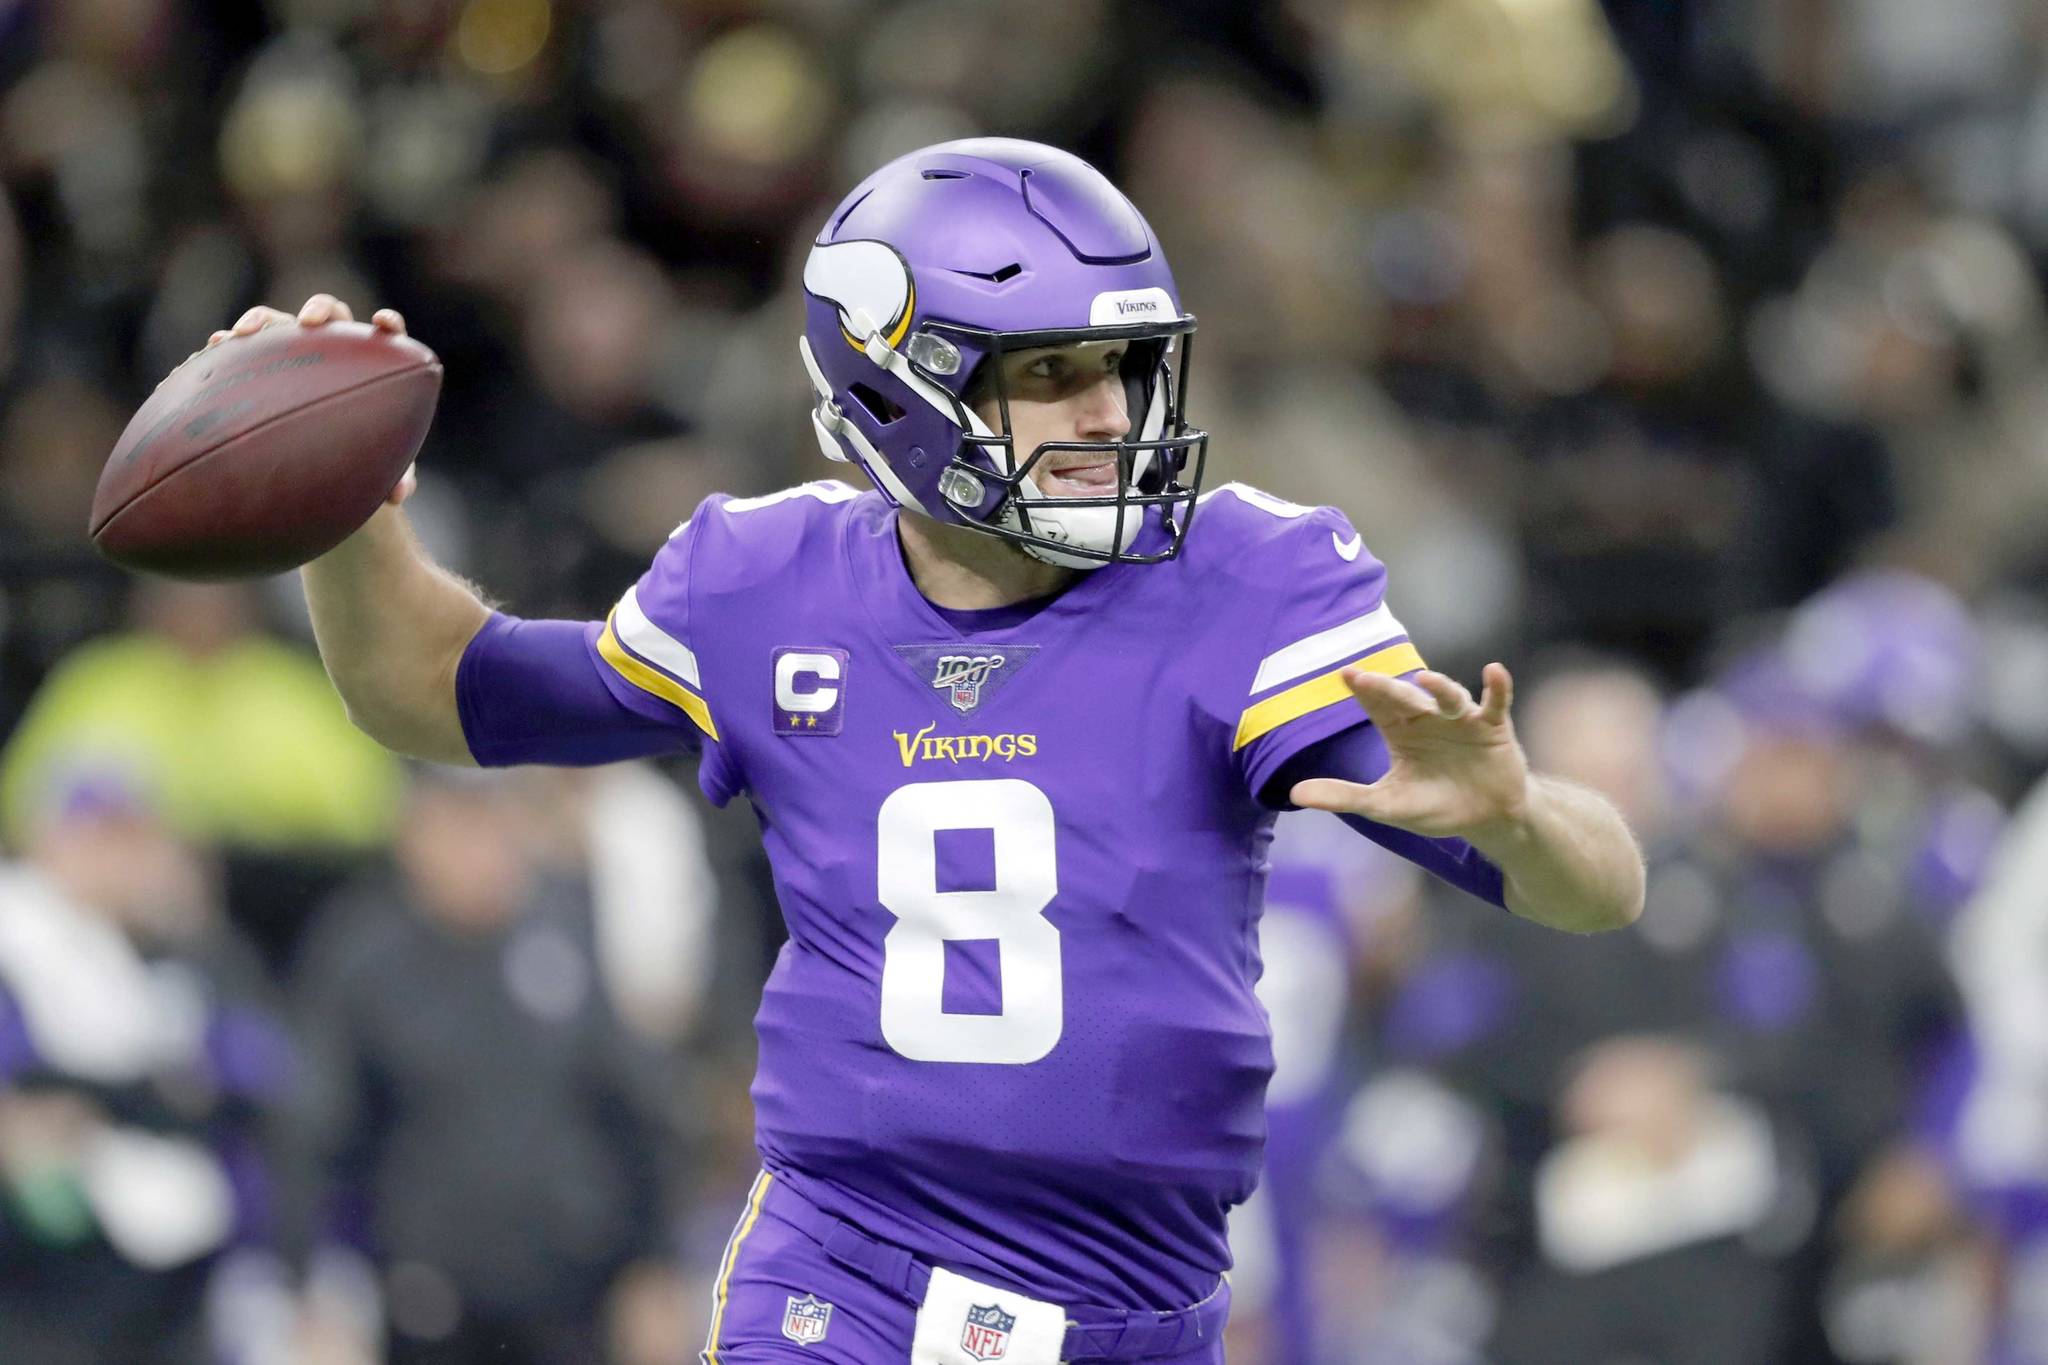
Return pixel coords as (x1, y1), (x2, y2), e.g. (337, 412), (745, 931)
(465, 480), (1436, 1310)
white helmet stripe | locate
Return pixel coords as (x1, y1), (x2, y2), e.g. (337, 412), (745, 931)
(797, 334), (833, 403)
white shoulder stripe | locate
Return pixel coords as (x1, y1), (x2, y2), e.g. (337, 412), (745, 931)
(722, 480), (862, 513)
(616, 585), (702, 689)
(1251, 603), (1407, 695)
(1198, 482), (1314, 518)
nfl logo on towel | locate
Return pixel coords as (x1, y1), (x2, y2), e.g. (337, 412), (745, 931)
(782, 1293), (833, 1346)
(960, 1303), (1016, 1361)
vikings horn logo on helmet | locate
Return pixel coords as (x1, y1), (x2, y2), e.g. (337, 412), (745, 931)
(803, 240), (916, 353)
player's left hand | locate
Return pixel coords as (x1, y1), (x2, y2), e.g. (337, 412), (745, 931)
(1290, 662), (1531, 841)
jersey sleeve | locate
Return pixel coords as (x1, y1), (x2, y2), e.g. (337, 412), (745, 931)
(584, 532), (718, 747)
(1231, 504), (1424, 802)
(459, 513), (742, 803)
(584, 513), (746, 805)
(456, 615), (693, 766)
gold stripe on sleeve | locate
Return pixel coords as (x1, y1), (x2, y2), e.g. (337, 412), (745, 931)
(1233, 642), (1426, 751)
(598, 613), (720, 741)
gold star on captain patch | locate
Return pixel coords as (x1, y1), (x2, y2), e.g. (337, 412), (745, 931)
(806, 714), (819, 728)
(788, 715), (802, 727)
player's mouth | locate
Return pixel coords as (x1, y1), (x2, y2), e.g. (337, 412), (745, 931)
(1035, 456), (1118, 497)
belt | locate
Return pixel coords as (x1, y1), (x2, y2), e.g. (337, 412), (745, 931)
(759, 1175), (1230, 1362)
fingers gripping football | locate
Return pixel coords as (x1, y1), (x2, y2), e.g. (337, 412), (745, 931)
(205, 297), (417, 506)
(206, 294), (408, 346)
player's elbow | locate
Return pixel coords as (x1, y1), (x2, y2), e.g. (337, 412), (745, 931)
(1506, 860), (1645, 935)
(329, 658), (475, 766)
(1569, 858), (1647, 935)
(1551, 799), (1648, 934)
(346, 701), (477, 766)
(1585, 883), (1646, 934)
(1611, 846), (1650, 929)
(1521, 897), (1638, 935)
(333, 688), (399, 750)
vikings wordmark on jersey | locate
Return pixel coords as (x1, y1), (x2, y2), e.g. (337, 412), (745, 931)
(890, 723), (1039, 767)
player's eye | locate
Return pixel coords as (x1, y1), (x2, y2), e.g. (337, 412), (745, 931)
(1014, 348), (1120, 392)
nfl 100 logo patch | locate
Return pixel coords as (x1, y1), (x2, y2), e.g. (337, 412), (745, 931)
(782, 1293), (833, 1346)
(959, 1302), (1016, 1361)
(933, 654), (1002, 714)
(893, 644), (1040, 717)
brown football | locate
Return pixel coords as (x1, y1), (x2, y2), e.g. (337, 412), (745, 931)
(90, 321), (443, 579)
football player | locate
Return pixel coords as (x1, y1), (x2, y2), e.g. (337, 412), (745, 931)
(221, 140), (1644, 1364)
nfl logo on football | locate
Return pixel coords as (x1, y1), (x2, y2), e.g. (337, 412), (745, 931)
(960, 1302), (1016, 1361)
(782, 1293), (833, 1346)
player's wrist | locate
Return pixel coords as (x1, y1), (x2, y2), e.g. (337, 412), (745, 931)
(305, 501), (411, 574)
(1459, 774), (1542, 859)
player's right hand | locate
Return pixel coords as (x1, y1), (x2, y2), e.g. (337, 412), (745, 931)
(207, 295), (417, 506)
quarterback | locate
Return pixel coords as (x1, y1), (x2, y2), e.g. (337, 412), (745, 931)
(226, 140), (1643, 1363)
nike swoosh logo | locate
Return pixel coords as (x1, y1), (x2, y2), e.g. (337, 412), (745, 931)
(1333, 531), (1363, 561)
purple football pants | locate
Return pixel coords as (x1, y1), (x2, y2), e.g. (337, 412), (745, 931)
(701, 1172), (1229, 1363)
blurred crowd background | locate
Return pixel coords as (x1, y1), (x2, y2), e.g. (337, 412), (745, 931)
(3, 0), (2048, 1362)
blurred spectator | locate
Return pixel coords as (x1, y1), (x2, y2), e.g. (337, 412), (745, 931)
(1952, 772), (2048, 1364)
(1514, 221), (1886, 671)
(1751, 179), (2048, 595)
(0, 581), (399, 853)
(1490, 638), (1972, 1364)
(0, 580), (402, 964)
(278, 765), (690, 1365)
(1462, 660), (1707, 1098)
(0, 371), (133, 740)
(0, 374), (122, 553)
(0, 761), (290, 1365)
(525, 762), (720, 1047)
(1493, 1036), (1791, 1365)
(1305, 645), (1976, 1363)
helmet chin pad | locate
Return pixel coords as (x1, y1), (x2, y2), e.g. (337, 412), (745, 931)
(1001, 474), (1147, 569)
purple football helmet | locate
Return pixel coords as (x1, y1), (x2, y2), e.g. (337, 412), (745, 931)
(799, 138), (1208, 567)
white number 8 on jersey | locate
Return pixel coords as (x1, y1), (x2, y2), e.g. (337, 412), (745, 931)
(877, 779), (1062, 1064)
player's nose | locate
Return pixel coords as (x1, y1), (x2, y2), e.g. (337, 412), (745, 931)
(1074, 371), (1130, 443)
